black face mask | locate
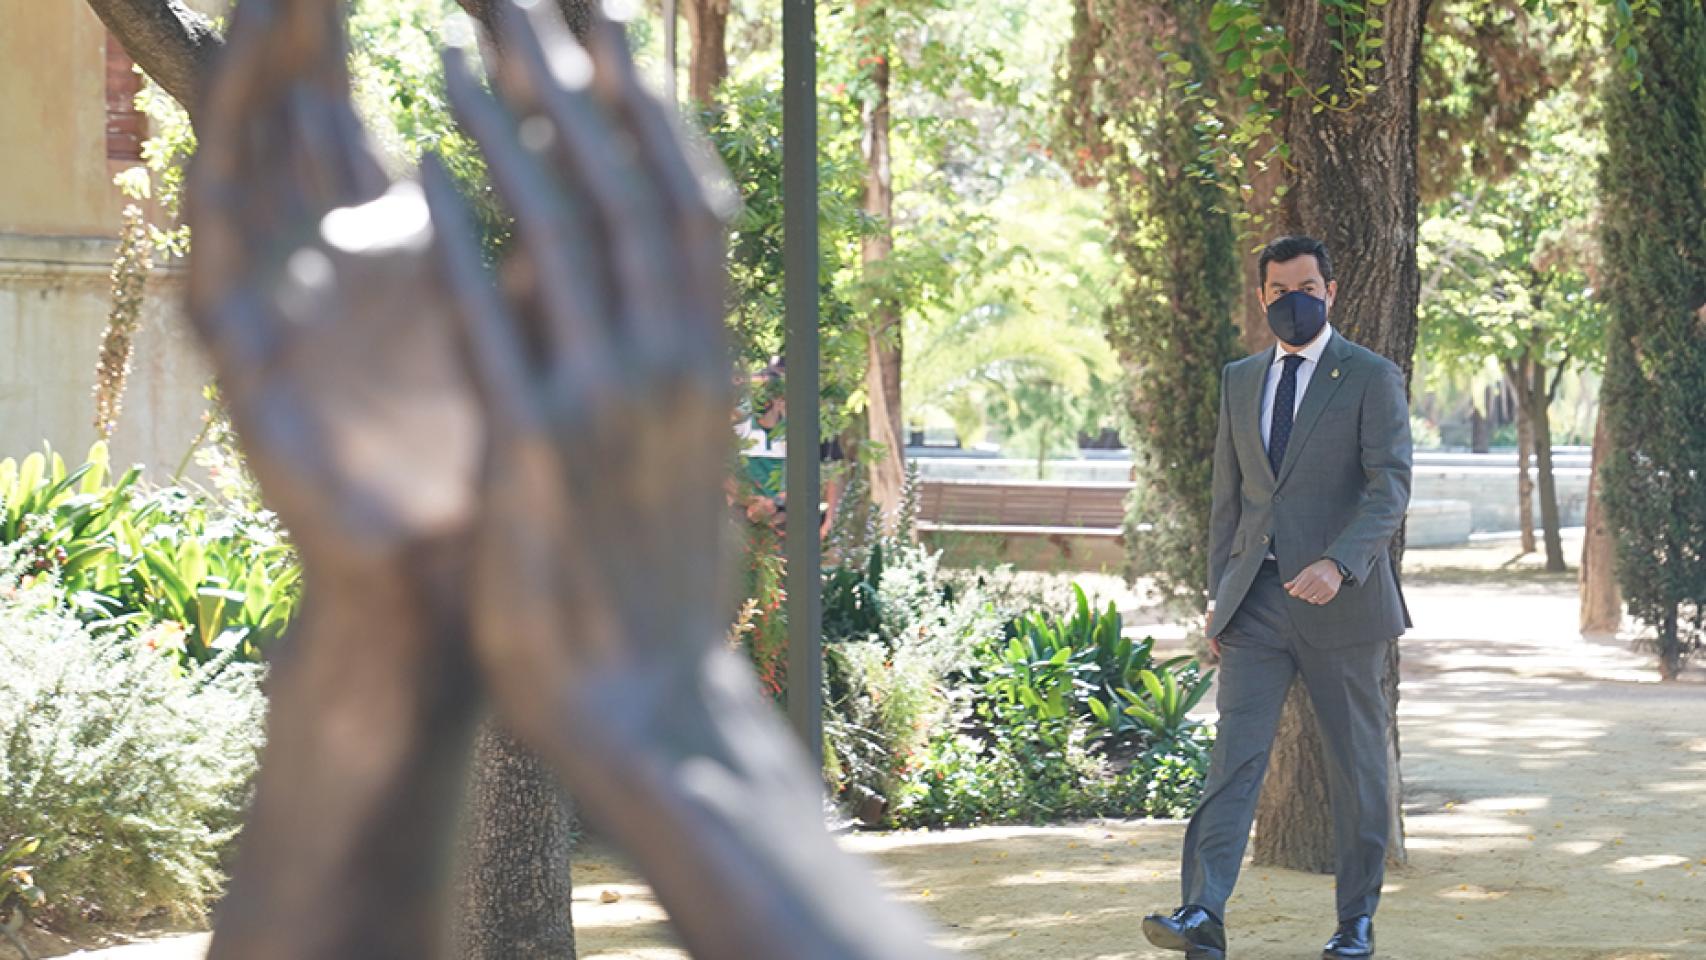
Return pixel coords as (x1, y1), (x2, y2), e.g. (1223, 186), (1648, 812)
(1266, 289), (1329, 346)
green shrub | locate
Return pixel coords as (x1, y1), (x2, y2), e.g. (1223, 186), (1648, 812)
(822, 540), (1005, 823)
(0, 551), (266, 926)
(0, 443), (298, 666)
(1, 836), (46, 953)
(890, 585), (1215, 829)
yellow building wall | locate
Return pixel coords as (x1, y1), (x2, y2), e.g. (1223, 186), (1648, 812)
(0, 3), (210, 479)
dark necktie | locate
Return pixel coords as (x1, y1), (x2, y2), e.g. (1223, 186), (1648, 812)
(1268, 354), (1306, 476)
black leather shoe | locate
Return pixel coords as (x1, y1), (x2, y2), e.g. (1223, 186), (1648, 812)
(1322, 914), (1374, 959)
(1141, 905), (1226, 960)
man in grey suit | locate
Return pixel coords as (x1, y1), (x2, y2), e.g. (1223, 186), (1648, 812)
(1142, 236), (1413, 960)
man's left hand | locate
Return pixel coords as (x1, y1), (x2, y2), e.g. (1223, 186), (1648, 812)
(1285, 559), (1344, 605)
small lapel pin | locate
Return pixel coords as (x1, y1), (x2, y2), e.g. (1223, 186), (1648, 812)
(1330, 368), (1341, 379)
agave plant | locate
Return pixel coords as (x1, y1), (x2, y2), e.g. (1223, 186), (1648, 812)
(1, 442), (300, 665)
(1118, 663), (1215, 740)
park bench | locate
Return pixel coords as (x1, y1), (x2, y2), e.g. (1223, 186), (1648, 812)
(916, 478), (1132, 569)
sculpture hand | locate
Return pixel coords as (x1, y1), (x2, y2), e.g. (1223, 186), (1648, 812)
(428, 3), (945, 956)
(186, 0), (482, 563)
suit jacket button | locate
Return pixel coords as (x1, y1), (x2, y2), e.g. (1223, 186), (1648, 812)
(1261, 534), (1270, 544)
(1274, 493), (1284, 502)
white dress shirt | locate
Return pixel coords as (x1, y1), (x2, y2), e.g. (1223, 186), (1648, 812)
(1260, 323), (1335, 452)
(1259, 324), (1334, 560)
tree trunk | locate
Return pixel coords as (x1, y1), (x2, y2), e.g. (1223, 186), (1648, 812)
(1579, 402), (1622, 634)
(857, 1), (906, 529)
(682, 0), (730, 105)
(1251, 684), (1336, 873)
(85, 0), (595, 119)
(1514, 375), (1536, 554)
(1470, 397), (1490, 453)
(1530, 360), (1566, 572)
(1659, 605), (1681, 681)
(453, 719), (578, 959)
(1251, 0), (1429, 873)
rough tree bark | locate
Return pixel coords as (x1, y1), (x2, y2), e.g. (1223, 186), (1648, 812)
(85, 2), (585, 956)
(681, 0), (729, 104)
(1251, 0), (1431, 874)
(452, 719), (577, 960)
(1579, 402), (1622, 634)
(856, 0), (907, 528)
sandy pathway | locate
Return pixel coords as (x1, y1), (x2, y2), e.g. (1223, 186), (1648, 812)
(573, 556), (1706, 959)
(41, 546), (1706, 959)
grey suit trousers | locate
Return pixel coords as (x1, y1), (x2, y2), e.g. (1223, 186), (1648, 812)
(1180, 560), (1392, 923)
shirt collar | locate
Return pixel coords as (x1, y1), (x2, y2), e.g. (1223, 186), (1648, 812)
(1272, 323), (1335, 368)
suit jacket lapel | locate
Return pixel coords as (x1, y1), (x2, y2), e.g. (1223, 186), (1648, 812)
(1275, 332), (1353, 487)
(1243, 347), (1277, 485)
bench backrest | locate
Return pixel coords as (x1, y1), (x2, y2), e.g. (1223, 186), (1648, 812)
(918, 480), (1132, 528)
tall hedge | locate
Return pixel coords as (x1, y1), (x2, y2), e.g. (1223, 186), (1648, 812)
(1597, 0), (1706, 679)
(1061, 0), (1243, 606)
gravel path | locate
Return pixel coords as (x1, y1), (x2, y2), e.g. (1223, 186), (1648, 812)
(40, 540), (1706, 959)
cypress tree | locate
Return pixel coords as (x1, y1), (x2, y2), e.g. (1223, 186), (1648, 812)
(1597, 0), (1706, 679)
(1061, 0), (1242, 606)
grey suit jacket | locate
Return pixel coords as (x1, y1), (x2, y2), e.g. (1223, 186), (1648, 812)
(1206, 330), (1413, 647)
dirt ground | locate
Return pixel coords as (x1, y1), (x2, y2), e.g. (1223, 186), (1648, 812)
(39, 535), (1706, 959)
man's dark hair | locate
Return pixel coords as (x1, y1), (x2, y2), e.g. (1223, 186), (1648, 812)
(1258, 235), (1335, 286)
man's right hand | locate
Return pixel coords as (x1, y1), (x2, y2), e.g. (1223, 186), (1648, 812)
(1205, 605), (1220, 660)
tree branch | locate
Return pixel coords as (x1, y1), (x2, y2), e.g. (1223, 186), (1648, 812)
(89, 0), (593, 123)
(455, 0), (591, 41)
(1548, 349), (1573, 402)
(84, 0), (223, 118)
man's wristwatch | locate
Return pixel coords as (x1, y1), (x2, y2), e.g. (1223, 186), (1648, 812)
(1329, 558), (1354, 584)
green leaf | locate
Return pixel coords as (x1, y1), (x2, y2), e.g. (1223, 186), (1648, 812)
(16, 452), (45, 511)
(80, 441), (111, 494)
(1140, 668), (1167, 703)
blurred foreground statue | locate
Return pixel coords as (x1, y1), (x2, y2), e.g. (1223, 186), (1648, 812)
(185, 0), (945, 956)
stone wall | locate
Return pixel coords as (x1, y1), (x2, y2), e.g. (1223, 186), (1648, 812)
(0, 235), (208, 477)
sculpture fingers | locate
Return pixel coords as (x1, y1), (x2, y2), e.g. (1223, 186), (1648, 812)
(188, 0), (387, 373)
(421, 154), (540, 434)
(583, 13), (733, 323)
(583, 14), (726, 234)
(444, 45), (612, 386)
(494, 0), (676, 361)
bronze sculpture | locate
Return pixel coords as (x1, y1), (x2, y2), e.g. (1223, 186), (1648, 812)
(184, 0), (947, 956)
